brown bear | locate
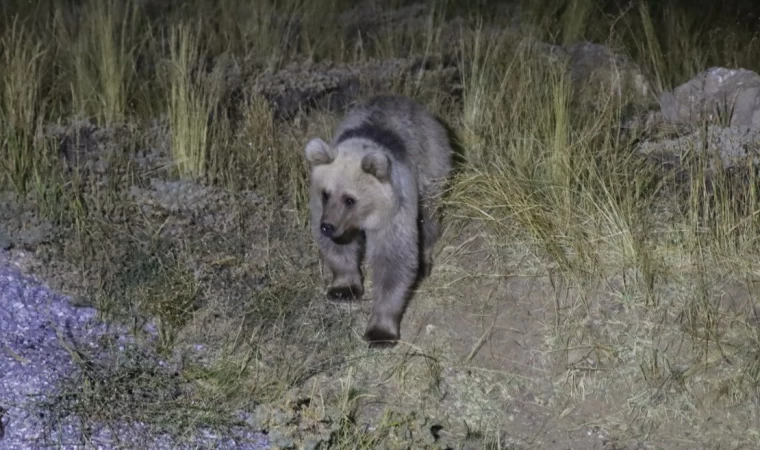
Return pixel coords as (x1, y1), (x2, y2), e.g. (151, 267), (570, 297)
(303, 95), (453, 347)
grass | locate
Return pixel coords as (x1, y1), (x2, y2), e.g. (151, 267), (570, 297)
(166, 21), (222, 180)
(0, 16), (48, 195)
(54, 0), (144, 125)
(3, 0), (760, 448)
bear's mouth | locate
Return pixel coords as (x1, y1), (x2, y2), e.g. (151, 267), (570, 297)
(329, 228), (362, 245)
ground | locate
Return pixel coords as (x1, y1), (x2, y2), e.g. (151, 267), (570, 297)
(2, 0), (760, 449)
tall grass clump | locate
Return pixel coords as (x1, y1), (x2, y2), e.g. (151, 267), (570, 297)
(453, 26), (657, 281)
(55, 0), (143, 124)
(0, 18), (47, 195)
(210, 93), (276, 192)
(680, 131), (760, 265)
(200, 0), (301, 65)
(0, 0), (57, 36)
(179, 0), (355, 66)
(166, 22), (223, 180)
(559, 0), (595, 45)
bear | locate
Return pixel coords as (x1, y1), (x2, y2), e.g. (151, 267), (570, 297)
(302, 94), (454, 347)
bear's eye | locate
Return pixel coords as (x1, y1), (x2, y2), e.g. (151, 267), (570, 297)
(321, 190), (330, 202)
(343, 196), (356, 208)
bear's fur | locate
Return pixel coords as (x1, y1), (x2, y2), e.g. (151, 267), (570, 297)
(303, 95), (453, 347)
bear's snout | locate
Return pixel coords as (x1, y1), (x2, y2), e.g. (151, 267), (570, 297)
(320, 222), (336, 238)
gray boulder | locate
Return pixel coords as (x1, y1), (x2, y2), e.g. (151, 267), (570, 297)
(631, 67), (760, 182)
(530, 40), (653, 106)
(659, 67), (760, 129)
(564, 41), (653, 104)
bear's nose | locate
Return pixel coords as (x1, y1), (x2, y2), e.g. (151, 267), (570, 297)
(320, 222), (335, 238)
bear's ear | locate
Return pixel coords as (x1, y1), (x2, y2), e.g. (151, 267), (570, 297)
(304, 138), (335, 166)
(361, 151), (390, 181)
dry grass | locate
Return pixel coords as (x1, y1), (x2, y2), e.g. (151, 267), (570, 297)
(54, 0), (144, 124)
(0, 16), (48, 195)
(165, 22), (223, 180)
(3, 0), (760, 448)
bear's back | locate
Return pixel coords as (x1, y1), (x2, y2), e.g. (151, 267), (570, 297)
(332, 95), (453, 185)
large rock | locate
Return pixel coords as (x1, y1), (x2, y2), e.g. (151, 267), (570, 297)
(564, 41), (653, 104)
(250, 55), (460, 120)
(528, 40), (654, 109)
(659, 67), (760, 129)
(632, 67), (760, 183)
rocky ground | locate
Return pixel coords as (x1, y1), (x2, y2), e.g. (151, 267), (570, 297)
(0, 248), (271, 449)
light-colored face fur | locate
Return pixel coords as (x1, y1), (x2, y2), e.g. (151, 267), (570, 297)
(304, 137), (397, 238)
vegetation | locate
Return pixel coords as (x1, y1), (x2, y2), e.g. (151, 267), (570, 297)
(2, 0), (760, 447)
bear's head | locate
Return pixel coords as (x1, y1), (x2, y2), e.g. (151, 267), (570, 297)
(304, 137), (397, 240)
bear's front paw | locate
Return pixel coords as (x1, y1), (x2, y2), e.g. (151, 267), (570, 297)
(327, 285), (363, 302)
(363, 325), (399, 348)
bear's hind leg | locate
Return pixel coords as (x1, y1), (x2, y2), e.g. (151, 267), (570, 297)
(318, 234), (364, 301)
(419, 200), (441, 280)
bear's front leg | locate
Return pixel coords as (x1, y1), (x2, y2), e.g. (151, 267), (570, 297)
(316, 232), (364, 302)
(364, 223), (419, 347)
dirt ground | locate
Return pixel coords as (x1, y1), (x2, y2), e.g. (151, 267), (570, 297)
(3, 142), (755, 449)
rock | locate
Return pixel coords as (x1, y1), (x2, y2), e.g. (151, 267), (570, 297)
(631, 67), (760, 190)
(251, 55), (460, 121)
(564, 41), (653, 105)
(528, 40), (653, 109)
(635, 124), (760, 174)
(659, 67), (760, 129)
